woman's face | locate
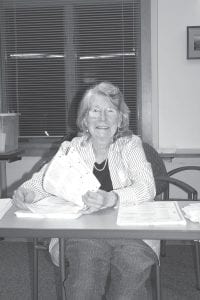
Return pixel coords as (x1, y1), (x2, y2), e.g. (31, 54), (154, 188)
(84, 94), (121, 144)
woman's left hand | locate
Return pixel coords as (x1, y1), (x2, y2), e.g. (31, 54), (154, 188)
(82, 189), (118, 214)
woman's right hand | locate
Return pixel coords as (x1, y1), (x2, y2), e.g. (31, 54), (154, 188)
(12, 187), (36, 210)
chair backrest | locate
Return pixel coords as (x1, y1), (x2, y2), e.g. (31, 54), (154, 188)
(142, 142), (169, 196)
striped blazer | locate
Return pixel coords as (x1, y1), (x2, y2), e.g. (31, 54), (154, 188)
(20, 134), (160, 255)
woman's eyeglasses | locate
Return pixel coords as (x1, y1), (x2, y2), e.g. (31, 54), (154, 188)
(88, 107), (118, 118)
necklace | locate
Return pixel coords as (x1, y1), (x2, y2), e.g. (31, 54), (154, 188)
(93, 158), (108, 172)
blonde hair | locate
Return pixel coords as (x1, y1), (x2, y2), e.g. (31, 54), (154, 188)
(76, 81), (131, 139)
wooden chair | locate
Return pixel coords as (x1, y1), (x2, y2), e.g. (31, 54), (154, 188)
(142, 142), (200, 290)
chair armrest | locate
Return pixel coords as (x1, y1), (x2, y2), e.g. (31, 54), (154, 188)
(168, 166), (200, 176)
(156, 176), (198, 200)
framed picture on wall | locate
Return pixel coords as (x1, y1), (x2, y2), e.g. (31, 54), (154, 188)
(187, 26), (200, 59)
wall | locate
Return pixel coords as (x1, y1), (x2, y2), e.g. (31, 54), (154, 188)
(151, 0), (200, 197)
(154, 0), (200, 152)
(5, 0), (200, 198)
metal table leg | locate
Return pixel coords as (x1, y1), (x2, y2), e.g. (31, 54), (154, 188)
(59, 238), (66, 300)
(33, 238), (38, 300)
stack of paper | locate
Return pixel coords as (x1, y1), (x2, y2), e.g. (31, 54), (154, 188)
(16, 147), (101, 219)
(182, 203), (200, 223)
(15, 196), (82, 219)
(117, 201), (186, 226)
(0, 198), (12, 219)
(43, 146), (100, 208)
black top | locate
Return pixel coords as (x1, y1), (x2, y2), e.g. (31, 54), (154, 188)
(93, 160), (113, 192)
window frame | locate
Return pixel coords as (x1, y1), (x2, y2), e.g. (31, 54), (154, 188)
(0, 0), (152, 157)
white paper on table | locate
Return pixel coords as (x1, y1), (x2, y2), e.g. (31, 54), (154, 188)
(117, 201), (186, 226)
(15, 196), (82, 219)
(0, 198), (12, 219)
(182, 203), (200, 223)
(43, 146), (100, 208)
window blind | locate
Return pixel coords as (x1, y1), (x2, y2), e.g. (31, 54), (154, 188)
(0, 0), (141, 138)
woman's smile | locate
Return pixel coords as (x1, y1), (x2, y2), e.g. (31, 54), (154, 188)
(96, 125), (109, 129)
(95, 125), (111, 136)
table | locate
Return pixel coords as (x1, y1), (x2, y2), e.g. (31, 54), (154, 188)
(0, 150), (22, 197)
(1, 201), (200, 300)
(1, 202), (200, 240)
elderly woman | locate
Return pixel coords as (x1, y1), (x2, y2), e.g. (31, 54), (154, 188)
(13, 81), (159, 300)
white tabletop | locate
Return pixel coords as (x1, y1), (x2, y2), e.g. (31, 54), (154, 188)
(0, 201), (200, 240)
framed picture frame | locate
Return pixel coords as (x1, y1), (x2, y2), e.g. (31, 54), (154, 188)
(187, 26), (200, 59)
